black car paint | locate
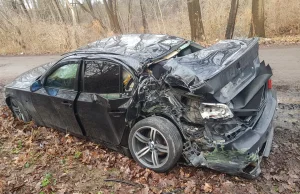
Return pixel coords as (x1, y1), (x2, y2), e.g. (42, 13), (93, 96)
(4, 34), (277, 178)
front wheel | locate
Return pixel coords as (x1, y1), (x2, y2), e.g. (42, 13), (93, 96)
(10, 98), (31, 122)
(128, 116), (183, 172)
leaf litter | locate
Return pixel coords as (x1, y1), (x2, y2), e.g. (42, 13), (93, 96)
(0, 105), (299, 194)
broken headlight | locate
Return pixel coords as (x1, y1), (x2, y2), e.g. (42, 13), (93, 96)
(200, 103), (233, 119)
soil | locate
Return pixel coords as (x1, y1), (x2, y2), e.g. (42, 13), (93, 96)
(0, 46), (299, 194)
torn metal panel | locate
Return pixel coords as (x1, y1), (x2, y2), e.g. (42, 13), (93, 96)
(130, 65), (276, 178)
(181, 89), (277, 178)
(163, 38), (260, 101)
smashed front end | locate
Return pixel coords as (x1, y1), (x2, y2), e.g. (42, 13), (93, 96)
(129, 38), (277, 178)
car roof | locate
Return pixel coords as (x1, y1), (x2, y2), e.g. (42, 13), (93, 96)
(70, 34), (187, 63)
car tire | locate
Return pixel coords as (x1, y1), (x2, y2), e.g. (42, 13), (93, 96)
(10, 98), (31, 122)
(128, 116), (183, 172)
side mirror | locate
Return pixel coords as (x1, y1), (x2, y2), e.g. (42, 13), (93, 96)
(30, 80), (42, 92)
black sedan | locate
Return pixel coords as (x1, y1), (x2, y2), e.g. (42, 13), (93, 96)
(4, 34), (277, 178)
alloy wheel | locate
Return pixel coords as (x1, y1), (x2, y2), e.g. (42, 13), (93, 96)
(132, 126), (169, 168)
(11, 101), (25, 121)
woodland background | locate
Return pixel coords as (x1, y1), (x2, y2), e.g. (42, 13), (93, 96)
(1, 1), (300, 193)
(0, 0), (300, 55)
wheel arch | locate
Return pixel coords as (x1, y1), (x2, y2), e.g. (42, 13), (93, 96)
(130, 114), (186, 142)
(154, 113), (186, 141)
(5, 96), (11, 107)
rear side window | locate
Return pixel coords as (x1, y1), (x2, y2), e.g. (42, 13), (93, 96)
(84, 61), (120, 94)
(45, 63), (79, 90)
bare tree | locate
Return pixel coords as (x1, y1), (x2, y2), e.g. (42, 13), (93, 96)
(249, 0), (265, 37)
(150, 0), (161, 32)
(187, 0), (205, 41)
(127, 0), (132, 32)
(66, 0), (77, 25)
(52, 0), (66, 23)
(66, 0), (78, 48)
(156, 0), (166, 33)
(39, 0), (60, 22)
(225, 0), (239, 39)
(0, 8), (26, 49)
(18, 0), (31, 21)
(10, 0), (19, 14)
(75, 0), (107, 35)
(103, 0), (122, 34)
(139, 0), (149, 33)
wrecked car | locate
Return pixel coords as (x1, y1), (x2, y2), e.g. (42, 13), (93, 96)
(4, 34), (277, 178)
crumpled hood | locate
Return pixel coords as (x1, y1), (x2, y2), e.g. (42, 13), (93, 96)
(5, 62), (54, 89)
(163, 38), (259, 94)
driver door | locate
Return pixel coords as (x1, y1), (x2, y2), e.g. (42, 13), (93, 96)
(31, 59), (83, 136)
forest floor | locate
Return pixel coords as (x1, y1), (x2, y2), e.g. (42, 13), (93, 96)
(0, 45), (300, 194)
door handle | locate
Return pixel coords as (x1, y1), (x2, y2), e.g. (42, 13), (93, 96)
(61, 101), (72, 107)
(109, 111), (126, 118)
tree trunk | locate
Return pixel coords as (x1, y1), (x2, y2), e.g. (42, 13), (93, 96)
(52, 0), (66, 23)
(75, 0), (107, 34)
(65, 0), (78, 48)
(66, 0), (77, 25)
(127, 0), (132, 32)
(103, 0), (122, 34)
(18, 0), (31, 21)
(11, 0), (19, 14)
(139, 0), (149, 33)
(156, 0), (166, 33)
(150, 0), (161, 32)
(187, 0), (205, 41)
(47, 0), (60, 22)
(249, 0), (265, 37)
(225, 0), (239, 39)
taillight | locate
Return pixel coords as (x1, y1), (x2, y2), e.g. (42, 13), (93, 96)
(267, 79), (272, 89)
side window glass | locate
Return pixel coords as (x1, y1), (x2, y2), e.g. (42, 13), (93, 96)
(45, 63), (78, 90)
(84, 61), (120, 94)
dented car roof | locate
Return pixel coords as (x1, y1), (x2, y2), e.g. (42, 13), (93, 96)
(75, 34), (186, 62)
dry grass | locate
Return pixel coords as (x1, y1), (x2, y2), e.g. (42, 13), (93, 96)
(0, 19), (102, 55)
(0, 0), (300, 55)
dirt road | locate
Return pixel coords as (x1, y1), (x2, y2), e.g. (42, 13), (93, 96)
(0, 47), (299, 193)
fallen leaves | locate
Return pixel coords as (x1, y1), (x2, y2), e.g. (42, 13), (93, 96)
(203, 182), (213, 193)
(184, 180), (196, 193)
(0, 106), (299, 193)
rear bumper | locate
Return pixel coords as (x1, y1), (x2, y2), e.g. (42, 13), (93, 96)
(208, 89), (277, 178)
(183, 89), (277, 178)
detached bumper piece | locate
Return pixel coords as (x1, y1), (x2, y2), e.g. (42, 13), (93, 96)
(182, 90), (277, 178)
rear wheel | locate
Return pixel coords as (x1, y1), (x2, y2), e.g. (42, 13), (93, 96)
(10, 98), (31, 122)
(128, 116), (183, 172)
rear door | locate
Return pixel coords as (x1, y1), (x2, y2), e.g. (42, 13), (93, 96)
(76, 59), (135, 145)
(31, 59), (83, 135)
